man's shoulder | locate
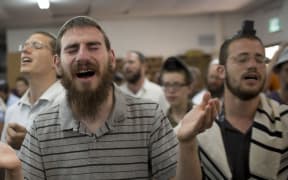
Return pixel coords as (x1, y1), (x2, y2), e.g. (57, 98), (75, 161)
(145, 79), (161, 88)
(143, 79), (164, 96)
(7, 93), (20, 106)
(260, 93), (288, 114)
(42, 81), (65, 102)
(119, 90), (161, 118)
(122, 89), (160, 107)
(33, 102), (62, 127)
(5, 102), (22, 121)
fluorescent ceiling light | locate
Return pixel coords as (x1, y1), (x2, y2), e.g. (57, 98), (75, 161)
(37, 0), (50, 9)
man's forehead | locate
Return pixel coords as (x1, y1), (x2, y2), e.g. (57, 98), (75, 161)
(228, 38), (264, 54)
(163, 72), (186, 79)
(61, 27), (104, 41)
(27, 33), (49, 42)
(126, 52), (139, 61)
(208, 64), (218, 73)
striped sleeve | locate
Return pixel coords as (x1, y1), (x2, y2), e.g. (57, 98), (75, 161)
(149, 104), (178, 180)
(19, 122), (45, 180)
(278, 104), (288, 178)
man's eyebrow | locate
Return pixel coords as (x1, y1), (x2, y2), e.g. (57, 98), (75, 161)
(237, 52), (249, 56)
(64, 43), (78, 51)
(86, 41), (102, 46)
(255, 52), (265, 57)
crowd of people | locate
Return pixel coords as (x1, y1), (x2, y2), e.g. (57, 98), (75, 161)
(0, 16), (287, 180)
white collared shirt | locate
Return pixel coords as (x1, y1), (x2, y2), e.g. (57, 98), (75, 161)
(1, 81), (65, 142)
(120, 78), (169, 112)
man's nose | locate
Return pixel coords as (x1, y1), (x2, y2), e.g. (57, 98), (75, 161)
(76, 45), (90, 61)
(246, 57), (259, 68)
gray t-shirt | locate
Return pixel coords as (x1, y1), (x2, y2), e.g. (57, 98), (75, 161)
(19, 86), (178, 180)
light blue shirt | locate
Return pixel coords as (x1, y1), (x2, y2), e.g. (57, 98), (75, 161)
(6, 93), (19, 107)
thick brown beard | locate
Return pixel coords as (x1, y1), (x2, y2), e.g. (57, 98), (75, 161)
(61, 61), (114, 120)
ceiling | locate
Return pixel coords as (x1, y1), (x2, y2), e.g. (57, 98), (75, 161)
(0, 0), (274, 29)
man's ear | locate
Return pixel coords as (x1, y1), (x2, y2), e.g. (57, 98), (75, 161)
(217, 65), (225, 79)
(53, 55), (62, 76)
(108, 49), (116, 70)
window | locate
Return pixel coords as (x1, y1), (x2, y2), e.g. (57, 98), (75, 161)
(265, 44), (280, 60)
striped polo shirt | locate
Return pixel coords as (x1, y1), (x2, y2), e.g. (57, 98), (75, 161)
(19, 86), (178, 180)
(198, 94), (288, 180)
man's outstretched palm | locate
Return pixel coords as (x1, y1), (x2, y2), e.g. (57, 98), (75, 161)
(177, 92), (220, 143)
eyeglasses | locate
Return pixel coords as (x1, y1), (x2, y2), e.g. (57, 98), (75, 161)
(162, 82), (188, 90)
(18, 41), (50, 52)
(230, 54), (269, 65)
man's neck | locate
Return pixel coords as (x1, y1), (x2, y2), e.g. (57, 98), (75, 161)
(127, 77), (145, 94)
(78, 88), (114, 132)
(28, 74), (57, 104)
(223, 91), (260, 133)
(171, 101), (190, 123)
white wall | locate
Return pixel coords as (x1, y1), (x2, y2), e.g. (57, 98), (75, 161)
(221, 0), (287, 46)
(102, 15), (219, 58)
(6, 15), (221, 58)
(7, 27), (58, 54)
(6, 0), (288, 58)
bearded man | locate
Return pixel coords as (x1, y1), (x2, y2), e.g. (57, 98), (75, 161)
(120, 50), (168, 112)
(197, 20), (288, 180)
(0, 16), (219, 180)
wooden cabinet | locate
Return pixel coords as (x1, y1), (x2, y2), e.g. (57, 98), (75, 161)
(145, 56), (163, 83)
(6, 52), (21, 89)
(179, 50), (211, 95)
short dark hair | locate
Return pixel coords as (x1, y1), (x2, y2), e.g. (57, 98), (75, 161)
(160, 56), (193, 85)
(56, 16), (111, 56)
(129, 50), (146, 63)
(219, 20), (264, 66)
(33, 31), (56, 54)
(219, 35), (264, 66)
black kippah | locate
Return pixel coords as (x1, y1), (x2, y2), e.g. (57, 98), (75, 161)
(236, 20), (256, 36)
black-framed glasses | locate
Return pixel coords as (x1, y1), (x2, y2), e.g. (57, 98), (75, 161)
(162, 82), (188, 90)
(18, 41), (50, 52)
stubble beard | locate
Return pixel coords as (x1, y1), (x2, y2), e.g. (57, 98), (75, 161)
(225, 71), (265, 101)
(207, 83), (224, 98)
(125, 69), (141, 84)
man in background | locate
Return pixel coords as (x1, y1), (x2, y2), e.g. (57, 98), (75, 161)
(14, 76), (29, 97)
(159, 56), (193, 128)
(120, 50), (168, 112)
(0, 80), (19, 107)
(192, 59), (224, 105)
(0, 16), (219, 180)
(267, 44), (288, 104)
(198, 20), (288, 179)
(1, 31), (64, 151)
